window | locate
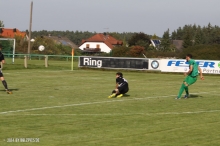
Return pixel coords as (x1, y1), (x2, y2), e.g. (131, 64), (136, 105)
(86, 44), (90, 48)
(96, 44), (100, 48)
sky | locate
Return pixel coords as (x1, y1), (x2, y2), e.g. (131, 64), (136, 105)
(0, 0), (219, 37)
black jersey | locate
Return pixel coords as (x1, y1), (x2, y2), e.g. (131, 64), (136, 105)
(116, 77), (128, 87)
(115, 76), (129, 94)
(0, 51), (4, 68)
(0, 51), (4, 62)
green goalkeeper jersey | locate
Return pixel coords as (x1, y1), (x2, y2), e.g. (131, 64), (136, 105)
(188, 59), (198, 77)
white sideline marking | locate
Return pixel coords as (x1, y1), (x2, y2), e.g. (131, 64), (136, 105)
(5, 70), (72, 75)
(154, 110), (220, 115)
(2, 110), (220, 116)
(0, 91), (217, 115)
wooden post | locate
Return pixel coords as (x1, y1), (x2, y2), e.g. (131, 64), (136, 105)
(45, 55), (48, 67)
(24, 56), (27, 68)
(28, 1), (33, 57)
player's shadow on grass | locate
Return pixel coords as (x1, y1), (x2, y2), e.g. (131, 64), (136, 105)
(123, 94), (130, 97)
(189, 94), (203, 98)
(0, 89), (19, 92)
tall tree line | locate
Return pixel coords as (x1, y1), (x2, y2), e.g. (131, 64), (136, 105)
(1, 19), (220, 59)
(171, 23), (220, 47)
(31, 30), (138, 47)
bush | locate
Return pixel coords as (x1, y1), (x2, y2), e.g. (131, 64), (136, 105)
(128, 46), (145, 57)
(112, 46), (130, 57)
(180, 44), (220, 60)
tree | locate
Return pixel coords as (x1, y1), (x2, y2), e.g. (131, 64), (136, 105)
(183, 28), (193, 48)
(128, 32), (150, 50)
(135, 40), (149, 50)
(151, 34), (158, 39)
(204, 23), (213, 44)
(181, 44), (220, 60)
(108, 32), (121, 40)
(128, 46), (145, 57)
(171, 30), (177, 40)
(122, 36), (128, 47)
(160, 29), (172, 51)
(112, 46), (130, 57)
(176, 27), (184, 40)
(194, 26), (205, 45)
(212, 26), (220, 44)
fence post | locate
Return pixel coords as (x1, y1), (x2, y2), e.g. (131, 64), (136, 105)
(24, 55), (27, 68)
(45, 55), (48, 67)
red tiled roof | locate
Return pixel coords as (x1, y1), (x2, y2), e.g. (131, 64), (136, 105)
(0, 28), (26, 38)
(81, 33), (123, 49)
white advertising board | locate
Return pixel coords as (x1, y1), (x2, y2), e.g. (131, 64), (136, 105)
(160, 59), (220, 74)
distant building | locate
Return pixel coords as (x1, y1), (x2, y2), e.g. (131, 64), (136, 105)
(150, 39), (184, 51)
(79, 33), (123, 53)
(172, 40), (183, 50)
(0, 28), (26, 38)
(150, 39), (161, 50)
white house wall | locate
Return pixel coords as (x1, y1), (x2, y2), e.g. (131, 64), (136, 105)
(79, 42), (111, 53)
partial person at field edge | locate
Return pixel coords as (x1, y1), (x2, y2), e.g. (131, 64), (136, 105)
(0, 44), (12, 94)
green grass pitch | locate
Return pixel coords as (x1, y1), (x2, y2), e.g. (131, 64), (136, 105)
(0, 64), (220, 145)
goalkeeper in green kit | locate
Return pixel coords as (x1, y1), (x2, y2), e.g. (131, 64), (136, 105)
(176, 54), (204, 99)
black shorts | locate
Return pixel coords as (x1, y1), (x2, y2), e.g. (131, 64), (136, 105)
(118, 82), (129, 94)
(0, 70), (3, 77)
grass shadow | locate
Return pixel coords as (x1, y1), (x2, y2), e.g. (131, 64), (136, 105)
(189, 94), (203, 98)
(0, 89), (19, 92)
(123, 94), (130, 97)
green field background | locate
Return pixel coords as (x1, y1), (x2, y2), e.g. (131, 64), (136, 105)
(0, 58), (220, 146)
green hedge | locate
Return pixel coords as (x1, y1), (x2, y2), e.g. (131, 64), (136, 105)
(180, 44), (220, 60)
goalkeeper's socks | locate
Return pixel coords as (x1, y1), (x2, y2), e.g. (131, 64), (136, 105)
(2, 80), (8, 90)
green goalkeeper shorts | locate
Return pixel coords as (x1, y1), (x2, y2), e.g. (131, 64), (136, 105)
(183, 76), (197, 86)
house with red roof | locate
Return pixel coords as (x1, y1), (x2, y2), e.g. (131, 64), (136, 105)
(79, 33), (123, 53)
(0, 28), (26, 38)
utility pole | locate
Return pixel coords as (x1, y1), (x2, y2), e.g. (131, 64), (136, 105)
(103, 28), (109, 33)
(28, 1), (33, 56)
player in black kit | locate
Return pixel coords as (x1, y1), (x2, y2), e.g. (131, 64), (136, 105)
(0, 44), (12, 94)
(108, 72), (129, 98)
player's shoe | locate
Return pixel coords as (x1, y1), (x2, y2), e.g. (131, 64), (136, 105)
(116, 94), (123, 98)
(184, 94), (189, 99)
(6, 89), (13, 94)
(175, 96), (180, 99)
(108, 93), (116, 98)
